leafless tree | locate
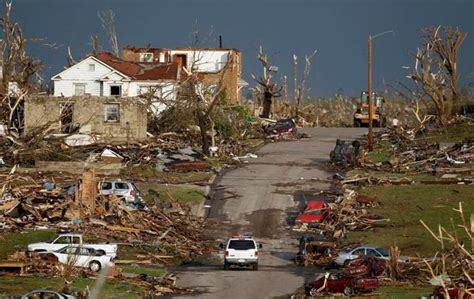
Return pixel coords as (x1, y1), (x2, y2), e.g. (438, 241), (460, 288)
(98, 10), (119, 57)
(0, 1), (42, 140)
(253, 46), (282, 118)
(292, 50), (317, 115)
(408, 26), (467, 125)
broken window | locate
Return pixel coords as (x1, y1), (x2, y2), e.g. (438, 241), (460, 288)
(74, 83), (86, 96)
(110, 85), (121, 96)
(88, 63), (95, 72)
(139, 53), (154, 62)
(104, 104), (120, 122)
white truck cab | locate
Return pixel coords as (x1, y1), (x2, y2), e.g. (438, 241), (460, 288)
(221, 235), (262, 270)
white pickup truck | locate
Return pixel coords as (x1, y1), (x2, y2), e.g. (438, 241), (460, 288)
(27, 234), (118, 258)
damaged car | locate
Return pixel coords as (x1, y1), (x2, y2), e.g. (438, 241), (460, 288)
(305, 272), (379, 296)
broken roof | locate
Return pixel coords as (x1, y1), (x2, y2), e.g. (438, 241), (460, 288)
(95, 52), (179, 81)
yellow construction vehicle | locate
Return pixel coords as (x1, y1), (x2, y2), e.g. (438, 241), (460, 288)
(353, 91), (386, 127)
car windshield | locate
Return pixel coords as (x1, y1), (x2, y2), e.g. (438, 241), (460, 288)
(228, 240), (255, 250)
(376, 247), (389, 256)
(305, 210), (322, 215)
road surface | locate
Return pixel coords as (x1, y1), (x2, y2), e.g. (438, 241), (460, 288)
(174, 128), (368, 298)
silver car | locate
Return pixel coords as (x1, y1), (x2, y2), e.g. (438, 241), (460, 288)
(21, 289), (76, 299)
(335, 245), (408, 266)
(98, 180), (143, 204)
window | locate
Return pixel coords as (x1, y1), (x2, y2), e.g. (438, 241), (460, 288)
(366, 249), (380, 257)
(139, 53), (154, 62)
(88, 63), (95, 72)
(100, 182), (113, 190)
(55, 236), (72, 244)
(104, 104), (120, 122)
(74, 83), (86, 96)
(114, 182), (129, 190)
(228, 240), (256, 250)
(352, 248), (365, 256)
(110, 85), (121, 96)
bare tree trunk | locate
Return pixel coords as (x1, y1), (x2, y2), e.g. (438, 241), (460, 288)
(261, 90), (272, 119)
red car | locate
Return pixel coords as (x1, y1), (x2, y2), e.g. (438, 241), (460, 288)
(431, 286), (474, 298)
(305, 273), (379, 296)
(295, 200), (328, 224)
(342, 256), (386, 277)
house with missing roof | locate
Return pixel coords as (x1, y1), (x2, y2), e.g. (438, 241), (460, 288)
(52, 47), (246, 106)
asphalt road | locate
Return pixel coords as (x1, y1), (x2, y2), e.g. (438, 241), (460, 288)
(173, 128), (369, 299)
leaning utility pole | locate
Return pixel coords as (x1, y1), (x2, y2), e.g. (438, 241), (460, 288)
(367, 34), (374, 152)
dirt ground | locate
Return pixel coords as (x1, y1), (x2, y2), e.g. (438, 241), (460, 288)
(173, 128), (369, 299)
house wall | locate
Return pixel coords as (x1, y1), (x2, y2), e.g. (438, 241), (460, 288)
(170, 50), (229, 73)
(24, 96), (148, 142)
(197, 51), (242, 104)
(53, 57), (114, 97)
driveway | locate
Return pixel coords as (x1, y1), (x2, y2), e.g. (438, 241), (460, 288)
(174, 128), (368, 298)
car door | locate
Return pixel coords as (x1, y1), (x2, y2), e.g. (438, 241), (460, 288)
(113, 182), (130, 196)
(99, 181), (113, 195)
(351, 248), (366, 259)
(366, 248), (382, 258)
(75, 247), (93, 267)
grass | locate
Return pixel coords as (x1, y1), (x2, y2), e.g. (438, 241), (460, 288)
(416, 122), (474, 144)
(119, 265), (166, 277)
(366, 150), (392, 164)
(0, 230), (56, 259)
(374, 285), (432, 298)
(346, 184), (474, 256)
(120, 165), (212, 183)
(136, 182), (205, 206)
(0, 276), (144, 298)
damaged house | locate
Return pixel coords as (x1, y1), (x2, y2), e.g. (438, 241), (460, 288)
(52, 47), (246, 105)
(22, 46), (246, 144)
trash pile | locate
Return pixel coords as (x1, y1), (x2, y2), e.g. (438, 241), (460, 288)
(0, 174), (208, 260)
(364, 128), (474, 176)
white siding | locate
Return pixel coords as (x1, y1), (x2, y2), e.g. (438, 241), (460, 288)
(53, 57), (115, 97)
(170, 50), (229, 72)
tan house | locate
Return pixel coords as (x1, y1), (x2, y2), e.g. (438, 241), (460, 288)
(24, 96), (147, 143)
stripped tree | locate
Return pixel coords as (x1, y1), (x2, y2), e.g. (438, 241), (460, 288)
(253, 46), (282, 118)
(293, 49), (317, 116)
(0, 1), (42, 143)
(98, 10), (119, 57)
(408, 26), (467, 125)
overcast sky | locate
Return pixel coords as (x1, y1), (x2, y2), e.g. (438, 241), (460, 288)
(8, 0), (474, 97)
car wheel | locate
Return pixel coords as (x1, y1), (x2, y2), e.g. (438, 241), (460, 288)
(343, 259), (351, 266)
(343, 285), (354, 296)
(223, 263), (229, 270)
(353, 119), (361, 127)
(89, 261), (102, 272)
(309, 287), (320, 297)
(252, 264), (258, 271)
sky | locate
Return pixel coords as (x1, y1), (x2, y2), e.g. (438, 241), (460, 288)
(6, 0), (474, 97)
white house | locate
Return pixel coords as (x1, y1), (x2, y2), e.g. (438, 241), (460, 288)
(51, 52), (179, 113)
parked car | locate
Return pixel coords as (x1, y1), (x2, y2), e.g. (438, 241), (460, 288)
(342, 256), (386, 277)
(264, 118), (297, 135)
(98, 180), (144, 205)
(27, 234), (117, 258)
(305, 272), (379, 296)
(21, 289), (76, 299)
(295, 200), (329, 225)
(220, 235), (262, 270)
(40, 245), (113, 272)
(335, 245), (408, 266)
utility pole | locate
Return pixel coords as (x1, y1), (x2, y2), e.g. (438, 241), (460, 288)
(367, 34), (374, 152)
